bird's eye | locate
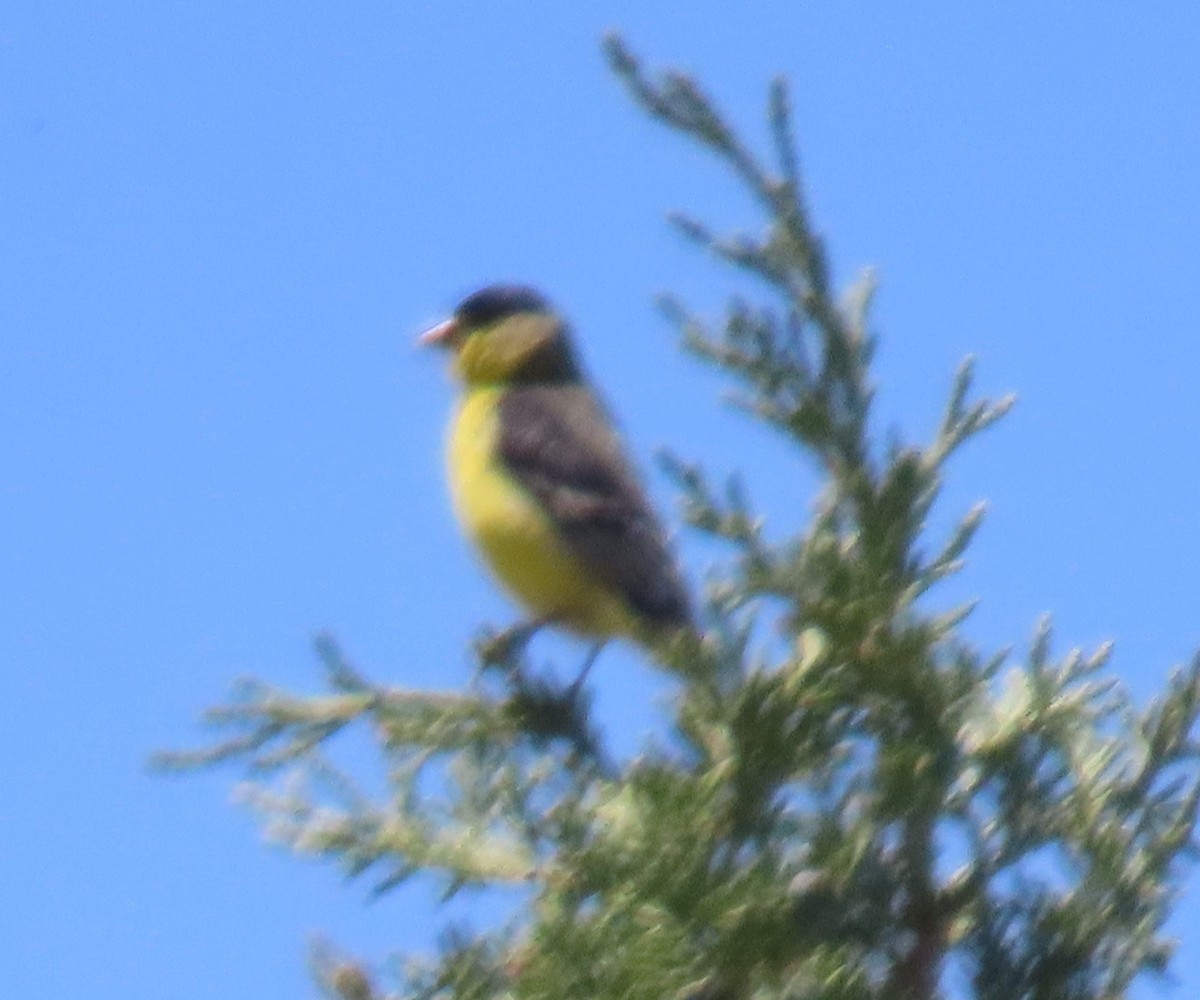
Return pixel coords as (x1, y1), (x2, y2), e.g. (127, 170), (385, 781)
(456, 285), (551, 328)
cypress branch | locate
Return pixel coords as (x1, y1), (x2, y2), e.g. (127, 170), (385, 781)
(161, 33), (1200, 1000)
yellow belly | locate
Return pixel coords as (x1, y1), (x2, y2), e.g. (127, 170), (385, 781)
(448, 387), (635, 637)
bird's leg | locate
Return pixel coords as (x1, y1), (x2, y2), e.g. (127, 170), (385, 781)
(478, 618), (547, 668)
(566, 641), (606, 700)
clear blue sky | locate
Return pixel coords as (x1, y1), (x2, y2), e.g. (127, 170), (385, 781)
(4, 3), (1199, 997)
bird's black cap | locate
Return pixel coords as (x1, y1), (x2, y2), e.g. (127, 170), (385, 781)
(454, 284), (552, 328)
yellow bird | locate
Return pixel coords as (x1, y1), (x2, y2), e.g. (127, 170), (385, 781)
(421, 284), (691, 654)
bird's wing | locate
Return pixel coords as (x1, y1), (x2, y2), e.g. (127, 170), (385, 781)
(497, 384), (691, 629)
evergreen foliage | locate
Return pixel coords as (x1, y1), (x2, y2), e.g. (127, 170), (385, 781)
(160, 36), (1200, 1000)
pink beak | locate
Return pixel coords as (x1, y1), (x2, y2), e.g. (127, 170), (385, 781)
(418, 317), (460, 348)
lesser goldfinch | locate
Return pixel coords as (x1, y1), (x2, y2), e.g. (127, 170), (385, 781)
(421, 284), (691, 651)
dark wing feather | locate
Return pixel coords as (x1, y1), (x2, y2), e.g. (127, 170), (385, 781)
(497, 384), (691, 629)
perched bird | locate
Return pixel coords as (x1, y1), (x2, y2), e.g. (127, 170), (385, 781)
(421, 284), (691, 654)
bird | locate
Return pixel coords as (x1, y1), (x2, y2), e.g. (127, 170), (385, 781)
(421, 284), (692, 660)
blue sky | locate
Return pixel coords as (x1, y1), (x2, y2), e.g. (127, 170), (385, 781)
(4, 3), (1199, 997)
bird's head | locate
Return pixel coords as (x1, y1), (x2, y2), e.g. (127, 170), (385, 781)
(420, 284), (582, 386)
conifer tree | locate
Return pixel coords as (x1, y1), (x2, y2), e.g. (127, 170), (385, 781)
(162, 36), (1200, 1000)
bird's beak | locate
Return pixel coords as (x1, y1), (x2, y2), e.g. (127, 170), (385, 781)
(418, 317), (461, 349)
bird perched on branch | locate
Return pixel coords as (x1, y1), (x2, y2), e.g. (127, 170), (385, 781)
(421, 284), (691, 658)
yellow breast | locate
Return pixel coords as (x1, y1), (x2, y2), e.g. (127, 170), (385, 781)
(447, 387), (635, 638)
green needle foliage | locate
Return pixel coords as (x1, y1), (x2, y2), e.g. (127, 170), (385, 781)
(159, 36), (1200, 1000)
